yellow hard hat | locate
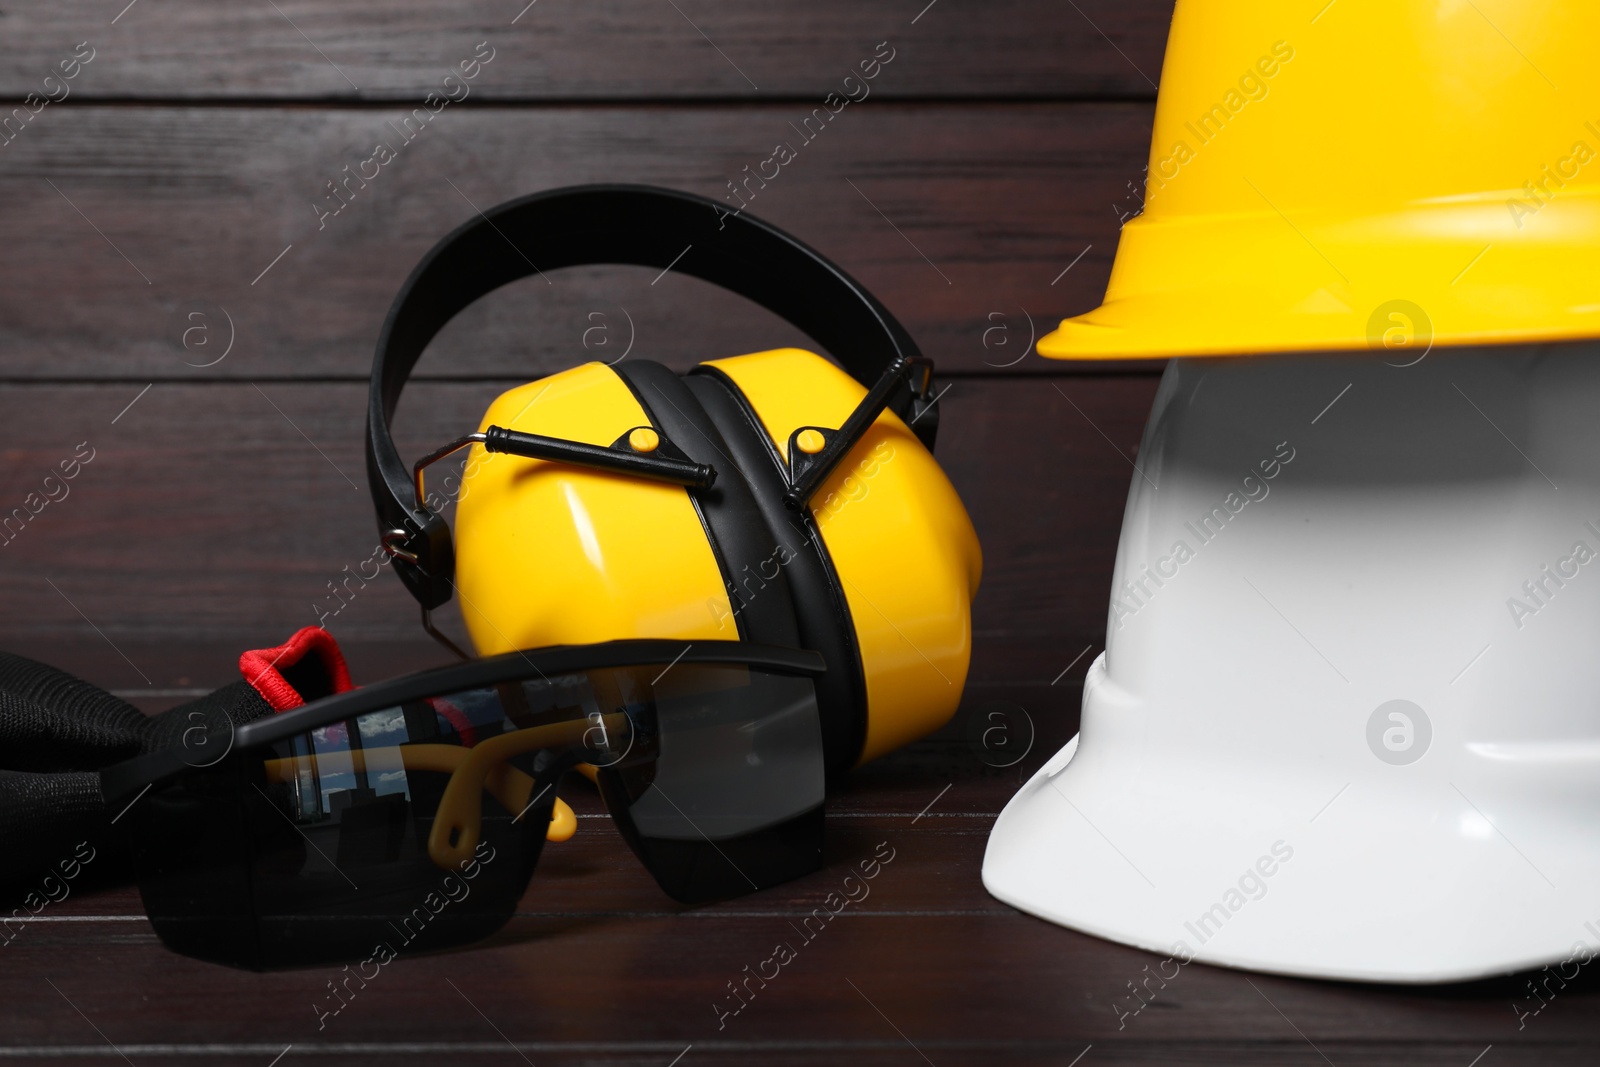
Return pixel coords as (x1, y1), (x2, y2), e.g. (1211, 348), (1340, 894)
(1040, 0), (1600, 360)
(368, 187), (982, 771)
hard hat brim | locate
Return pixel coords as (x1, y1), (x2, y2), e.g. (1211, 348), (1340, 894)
(1041, 193), (1600, 360)
(984, 726), (1599, 983)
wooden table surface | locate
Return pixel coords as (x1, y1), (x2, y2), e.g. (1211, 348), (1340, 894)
(1, 2), (1596, 1063)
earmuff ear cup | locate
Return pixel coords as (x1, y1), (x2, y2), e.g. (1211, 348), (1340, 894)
(453, 362), (737, 654)
(453, 355), (868, 773)
(682, 372), (870, 773)
(452, 350), (977, 770)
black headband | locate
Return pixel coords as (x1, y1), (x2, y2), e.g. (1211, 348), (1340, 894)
(366, 183), (930, 609)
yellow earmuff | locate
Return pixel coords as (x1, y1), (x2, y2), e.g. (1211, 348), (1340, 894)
(454, 348), (981, 766)
(367, 186), (982, 772)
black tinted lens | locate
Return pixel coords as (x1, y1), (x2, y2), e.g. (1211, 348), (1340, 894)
(596, 664), (825, 904)
(129, 684), (560, 969)
(127, 658), (824, 964)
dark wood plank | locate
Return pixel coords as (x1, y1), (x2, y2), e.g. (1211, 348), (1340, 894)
(6, 806), (1599, 1064)
(6, 638), (1598, 1061)
(0, 1), (1168, 101)
(9, 4), (1586, 1056)
(0, 377), (1153, 686)
(0, 104), (1154, 379)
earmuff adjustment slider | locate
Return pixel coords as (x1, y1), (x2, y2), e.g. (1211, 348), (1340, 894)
(410, 428), (717, 526)
(482, 425), (716, 489)
(783, 356), (930, 511)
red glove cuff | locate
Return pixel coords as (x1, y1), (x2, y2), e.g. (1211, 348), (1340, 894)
(238, 627), (354, 712)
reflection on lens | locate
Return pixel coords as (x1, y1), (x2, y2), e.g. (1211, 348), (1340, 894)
(132, 682), (558, 969)
(127, 658), (826, 966)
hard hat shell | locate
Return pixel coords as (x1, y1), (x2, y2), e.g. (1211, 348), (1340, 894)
(985, 343), (1600, 982)
(453, 349), (981, 766)
(1040, 0), (1600, 360)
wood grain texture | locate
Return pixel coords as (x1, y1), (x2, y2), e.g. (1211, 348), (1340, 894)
(6, 2), (1594, 1062)
(0, 0), (1168, 101)
(0, 376), (1150, 679)
(7, 642), (1599, 1063)
(4, 764), (1599, 1065)
(5, 375), (1597, 1064)
(0, 104), (1154, 380)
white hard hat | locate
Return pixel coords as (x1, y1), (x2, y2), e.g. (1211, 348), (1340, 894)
(985, 344), (1600, 983)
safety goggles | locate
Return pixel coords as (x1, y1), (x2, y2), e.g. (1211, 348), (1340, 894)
(101, 640), (826, 970)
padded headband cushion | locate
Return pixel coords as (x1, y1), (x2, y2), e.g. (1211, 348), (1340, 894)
(684, 370), (869, 770)
(367, 184), (929, 609)
(612, 360), (805, 656)
(615, 360), (869, 770)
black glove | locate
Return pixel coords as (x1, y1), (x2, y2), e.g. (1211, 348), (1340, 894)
(0, 628), (353, 899)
